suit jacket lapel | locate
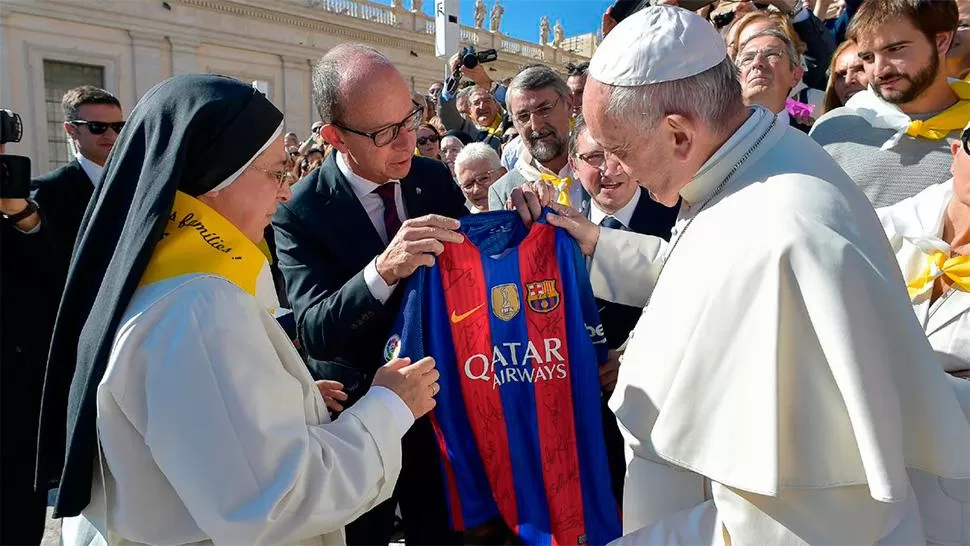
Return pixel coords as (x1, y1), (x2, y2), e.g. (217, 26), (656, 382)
(400, 174), (425, 219)
(316, 156), (387, 267)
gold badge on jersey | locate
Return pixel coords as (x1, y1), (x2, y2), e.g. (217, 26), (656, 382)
(491, 283), (520, 321)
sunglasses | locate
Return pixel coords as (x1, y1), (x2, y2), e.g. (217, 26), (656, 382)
(566, 62), (590, 76)
(417, 134), (439, 146)
(70, 120), (125, 135)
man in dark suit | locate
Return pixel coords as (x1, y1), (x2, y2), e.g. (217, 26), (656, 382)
(0, 86), (123, 545)
(566, 114), (677, 504)
(272, 44), (467, 546)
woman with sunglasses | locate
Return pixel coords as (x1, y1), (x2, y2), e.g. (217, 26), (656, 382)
(415, 123), (441, 160)
(875, 120), (970, 546)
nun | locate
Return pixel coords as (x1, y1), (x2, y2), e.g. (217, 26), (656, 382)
(35, 74), (439, 545)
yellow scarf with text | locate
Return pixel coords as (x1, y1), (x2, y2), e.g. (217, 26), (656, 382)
(906, 251), (970, 298)
(139, 191), (266, 297)
(905, 80), (970, 140)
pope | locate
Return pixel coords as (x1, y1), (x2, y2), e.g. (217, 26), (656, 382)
(534, 6), (970, 544)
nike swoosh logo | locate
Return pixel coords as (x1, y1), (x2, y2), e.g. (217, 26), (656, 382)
(451, 303), (485, 324)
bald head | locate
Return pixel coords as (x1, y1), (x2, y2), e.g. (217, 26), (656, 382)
(312, 44), (399, 125)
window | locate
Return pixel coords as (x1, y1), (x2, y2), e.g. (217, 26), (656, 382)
(43, 60), (104, 170)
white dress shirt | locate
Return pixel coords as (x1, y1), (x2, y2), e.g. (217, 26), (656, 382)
(588, 187), (641, 229)
(336, 152), (407, 304)
(77, 151), (105, 185)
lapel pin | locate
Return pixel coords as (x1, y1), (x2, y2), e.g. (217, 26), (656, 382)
(415, 187), (422, 195)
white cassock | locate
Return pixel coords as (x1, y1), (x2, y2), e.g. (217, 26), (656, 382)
(61, 263), (408, 546)
(590, 106), (970, 544)
(877, 180), (970, 545)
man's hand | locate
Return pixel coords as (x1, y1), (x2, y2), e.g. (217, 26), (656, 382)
(507, 181), (554, 226)
(376, 215), (463, 285)
(373, 357), (441, 418)
(461, 63), (493, 89)
(546, 203), (600, 256)
(315, 380), (349, 412)
(0, 198), (28, 215)
(599, 349), (622, 391)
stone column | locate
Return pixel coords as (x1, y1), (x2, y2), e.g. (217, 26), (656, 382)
(281, 56), (311, 133)
(130, 32), (167, 98)
(169, 36), (200, 75)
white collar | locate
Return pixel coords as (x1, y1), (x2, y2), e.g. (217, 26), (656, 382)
(589, 186), (641, 228)
(76, 152), (104, 185)
(680, 106), (775, 206)
(336, 151), (399, 198)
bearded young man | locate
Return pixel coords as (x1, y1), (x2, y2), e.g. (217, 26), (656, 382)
(811, 0), (967, 207)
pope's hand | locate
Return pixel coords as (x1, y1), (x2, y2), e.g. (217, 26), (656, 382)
(315, 380), (349, 412)
(599, 349), (622, 391)
(373, 357), (441, 418)
(546, 203), (600, 256)
(376, 215), (463, 285)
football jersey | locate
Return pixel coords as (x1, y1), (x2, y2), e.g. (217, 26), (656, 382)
(385, 210), (621, 546)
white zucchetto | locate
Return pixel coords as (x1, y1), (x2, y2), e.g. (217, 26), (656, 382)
(590, 5), (727, 87)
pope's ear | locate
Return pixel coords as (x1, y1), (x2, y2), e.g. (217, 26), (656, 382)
(663, 114), (694, 161)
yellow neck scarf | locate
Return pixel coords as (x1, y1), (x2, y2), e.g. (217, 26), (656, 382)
(906, 250), (970, 298)
(905, 80), (970, 140)
(484, 112), (505, 138)
(539, 172), (573, 207)
(139, 191), (266, 297)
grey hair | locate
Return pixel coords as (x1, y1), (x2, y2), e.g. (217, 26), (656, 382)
(454, 142), (501, 174)
(507, 65), (570, 104)
(738, 28), (801, 69)
(312, 43), (391, 124)
(604, 56), (744, 137)
(568, 112), (587, 156)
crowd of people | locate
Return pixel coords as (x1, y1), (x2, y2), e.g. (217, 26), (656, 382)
(2, 0), (970, 544)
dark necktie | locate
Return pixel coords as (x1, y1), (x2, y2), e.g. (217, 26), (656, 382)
(374, 183), (402, 242)
(599, 216), (626, 231)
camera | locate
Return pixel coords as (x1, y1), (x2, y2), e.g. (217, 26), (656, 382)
(1, 109), (23, 145)
(460, 46), (498, 70)
(0, 109), (32, 199)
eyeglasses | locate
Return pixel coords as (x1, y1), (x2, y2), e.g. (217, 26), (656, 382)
(566, 62), (589, 76)
(332, 101), (424, 147)
(459, 168), (503, 191)
(513, 97), (562, 126)
(69, 120), (125, 135)
(249, 164), (296, 187)
(417, 134), (440, 146)
(575, 150), (606, 169)
(962, 127), (970, 156)
(736, 47), (789, 69)
(311, 125), (323, 135)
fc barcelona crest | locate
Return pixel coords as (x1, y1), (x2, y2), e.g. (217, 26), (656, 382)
(526, 280), (561, 313)
(491, 283), (521, 321)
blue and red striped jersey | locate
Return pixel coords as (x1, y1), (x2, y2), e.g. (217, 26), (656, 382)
(385, 210), (621, 546)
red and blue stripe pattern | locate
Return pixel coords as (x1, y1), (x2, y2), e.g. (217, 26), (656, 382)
(390, 210), (620, 545)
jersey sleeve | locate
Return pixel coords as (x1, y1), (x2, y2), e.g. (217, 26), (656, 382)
(567, 234), (609, 364)
(386, 267), (427, 364)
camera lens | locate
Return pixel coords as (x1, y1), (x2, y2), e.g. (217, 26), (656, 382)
(462, 54), (479, 70)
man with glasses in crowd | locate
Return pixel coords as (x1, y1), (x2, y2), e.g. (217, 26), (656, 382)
(272, 43), (468, 546)
(489, 65), (584, 214)
(735, 28), (815, 132)
(0, 84), (124, 544)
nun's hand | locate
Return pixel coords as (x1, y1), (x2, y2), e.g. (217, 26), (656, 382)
(376, 215), (464, 285)
(508, 181), (553, 226)
(315, 380), (348, 412)
(546, 203), (600, 256)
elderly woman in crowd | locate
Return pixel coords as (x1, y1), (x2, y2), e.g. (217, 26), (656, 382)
(439, 130), (470, 179)
(822, 39), (869, 113)
(729, 11), (826, 114)
(415, 123), (441, 160)
(876, 120), (970, 546)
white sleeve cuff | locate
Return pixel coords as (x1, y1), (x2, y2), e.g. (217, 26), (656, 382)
(367, 386), (416, 438)
(16, 221), (42, 234)
(364, 258), (397, 304)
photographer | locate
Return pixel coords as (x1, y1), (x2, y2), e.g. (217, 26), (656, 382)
(437, 47), (511, 152)
(0, 86), (123, 544)
(0, 110), (52, 546)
